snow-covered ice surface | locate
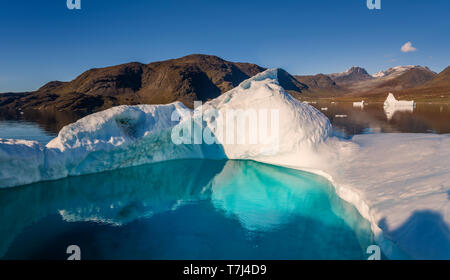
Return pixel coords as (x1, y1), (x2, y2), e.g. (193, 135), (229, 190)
(334, 134), (450, 260)
(0, 69), (449, 259)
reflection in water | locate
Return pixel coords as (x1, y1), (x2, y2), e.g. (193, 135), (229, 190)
(0, 159), (226, 258)
(0, 160), (374, 260)
(383, 105), (414, 121)
(0, 109), (79, 135)
(311, 102), (450, 136)
(0, 120), (56, 144)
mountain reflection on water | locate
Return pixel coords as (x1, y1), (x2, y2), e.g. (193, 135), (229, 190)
(311, 102), (450, 137)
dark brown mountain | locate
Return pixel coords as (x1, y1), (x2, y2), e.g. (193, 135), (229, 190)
(0, 55), (308, 117)
(329, 67), (374, 85)
(415, 66), (450, 90)
(294, 74), (344, 96)
(393, 66), (450, 99)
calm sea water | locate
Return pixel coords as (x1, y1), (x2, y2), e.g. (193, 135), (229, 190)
(0, 120), (56, 144)
(0, 160), (375, 260)
(310, 102), (450, 137)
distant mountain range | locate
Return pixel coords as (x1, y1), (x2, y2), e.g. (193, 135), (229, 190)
(0, 54), (448, 117)
(295, 65), (440, 98)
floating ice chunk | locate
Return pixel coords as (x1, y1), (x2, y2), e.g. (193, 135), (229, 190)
(302, 101), (317, 104)
(384, 93), (415, 108)
(383, 93), (415, 120)
(353, 101), (365, 108)
(335, 115), (348, 118)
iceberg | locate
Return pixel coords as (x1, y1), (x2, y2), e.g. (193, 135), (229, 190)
(0, 69), (449, 260)
(0, 69), (331, 188)
(353, 101), (365, 108)
(383, 93), (415, 120)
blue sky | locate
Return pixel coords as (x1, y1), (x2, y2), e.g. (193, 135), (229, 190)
(0, 0), (449, 92)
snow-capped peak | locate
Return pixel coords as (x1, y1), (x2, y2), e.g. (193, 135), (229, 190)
(372, 65), (429, 78)
(331, 66), (369, 77)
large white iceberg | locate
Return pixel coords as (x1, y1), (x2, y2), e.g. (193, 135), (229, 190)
(0, 69), (449, 260)
(0, 69), (331, 188)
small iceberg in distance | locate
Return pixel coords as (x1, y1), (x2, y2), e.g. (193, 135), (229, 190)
(384, 93), (415, 108)
(353, 101), (365, 108)
(383, 93), (415, 120)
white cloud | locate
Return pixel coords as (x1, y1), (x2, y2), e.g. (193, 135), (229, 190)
(401, 42), (417, 53)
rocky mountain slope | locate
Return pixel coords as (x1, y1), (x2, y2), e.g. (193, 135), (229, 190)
(0, 55), (264, 113)
(294, 74), (344, 96)
(0, 55), (311, 116)
(422, 66), (450, 88)
(393, 66), (450, 99)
